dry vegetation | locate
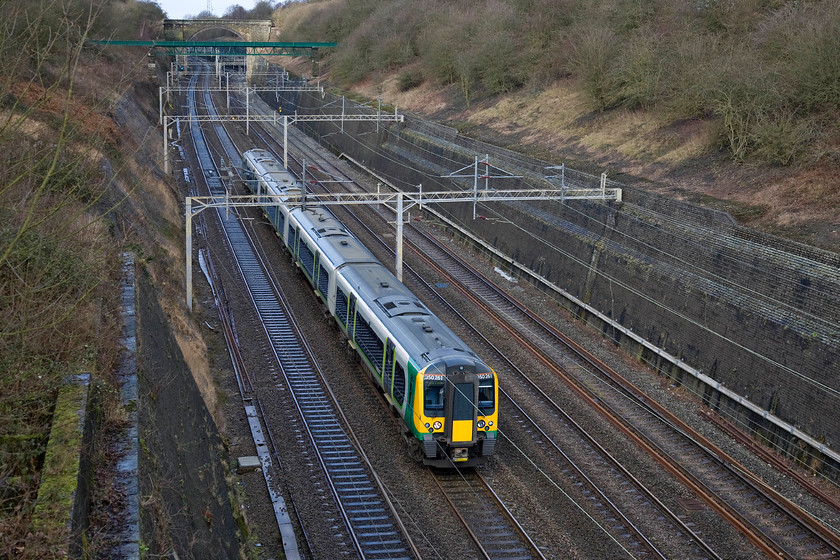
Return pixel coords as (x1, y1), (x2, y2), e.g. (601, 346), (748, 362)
(274, 0), (840, 247)
(277, 0), (840, 165)
(0, 0), (163, 556)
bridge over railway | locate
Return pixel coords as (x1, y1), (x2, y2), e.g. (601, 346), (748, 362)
(92, 38), (336, 79)
(163, 19), (273, 42)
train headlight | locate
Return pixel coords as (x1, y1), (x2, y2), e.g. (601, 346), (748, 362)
(424, 423), (431, 430)
(433, 421), (442, 430)
(477, 420), (486, 429)
(488, 421), (494, 427)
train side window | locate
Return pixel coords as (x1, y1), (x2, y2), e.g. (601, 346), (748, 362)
(424, 381), (444, 416)
(478, 380), (495, 415)
(384, 341), (395, 395)
(336, 288), (349, 326)
(393, 361), (406, 405)
(299, 242), (315, 277)
(317, 261), (329, 296)
(354, 312), (384, 374)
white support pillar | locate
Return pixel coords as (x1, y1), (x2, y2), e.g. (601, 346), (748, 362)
(163, 117), (169, 174)
(561, 162), (566, 191)
(246, 86), (250, 136)
(395, 193), (404, 283)
(186, 197), (193, 312)
(283, 115), (289, 168)
(226, 72), (230, 110)
(473, 155), (479, 220)
(159, 87), (164, 125)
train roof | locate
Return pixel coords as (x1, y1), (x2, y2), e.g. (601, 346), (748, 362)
(291, 206), (378, 266)
(292, 205), (481, 368)
(340, 262), (480, 367)
(243, 149), (300, 196)
(243, 149), (484, 371)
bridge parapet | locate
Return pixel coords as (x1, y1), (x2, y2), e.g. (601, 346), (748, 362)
(163, 19), (273, 42)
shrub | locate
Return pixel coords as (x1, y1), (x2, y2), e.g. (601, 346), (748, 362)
(782, 3), (840, 112)
(331, 34), (374, 84)
(605, 29), (661, 109)
(570, 26), (619, 110)
(751, 110), (813, 166)
(479, 35), (526, 96)
(396, 70), (423, 91)
(659, 32), (721, 119)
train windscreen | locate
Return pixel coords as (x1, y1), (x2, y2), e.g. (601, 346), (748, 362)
(452, 383), (475, 421)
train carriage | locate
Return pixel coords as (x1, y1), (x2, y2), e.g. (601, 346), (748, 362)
(242, 148), (498, 467)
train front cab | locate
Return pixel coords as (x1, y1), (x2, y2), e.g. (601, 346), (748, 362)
(414, 358), (498, 467)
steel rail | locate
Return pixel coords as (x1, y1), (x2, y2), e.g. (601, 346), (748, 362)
(194, 66), (420, 560)
(223, 66), (831, 560)
(431, 470), (547, 560)
(274, 134), (703, 559)
(273, 124), (832, 558)
(404, 226), (840, 560)
(186, 67), (304, 560)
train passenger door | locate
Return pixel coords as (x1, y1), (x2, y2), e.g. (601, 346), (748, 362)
(348, 294), (357, 340)
(384, 340), (395, 399)
(292, 227), (300, 259)
(445, 374), (477, 445)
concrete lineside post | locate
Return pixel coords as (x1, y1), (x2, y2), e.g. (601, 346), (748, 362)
(396, 193), (403, 283)
(561, 162), (566, 192)
(159, 87), (163, 125)
(186, 197), (193, 312)
(473, 155), (479, 220)
(246, 86), (250, 136)
(163, 117), (169, 174)
(226, 72), (230, 111)
(283, 115), (289, 168)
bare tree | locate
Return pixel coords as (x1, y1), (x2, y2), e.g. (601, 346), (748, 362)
(0, 0), (160, 556)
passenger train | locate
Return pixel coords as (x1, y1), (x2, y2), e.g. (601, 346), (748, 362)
(241, 148), (498, 467)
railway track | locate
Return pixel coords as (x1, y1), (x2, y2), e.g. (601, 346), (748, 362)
(265, 108), (840, 558)
(432, 470), (544, 560)
(270, 130), (716, 558)
(237, 120), (554, 560)
(199, 68), (840, 558)
(403, 221), (840, 560)
(185, 66), (419, 560)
